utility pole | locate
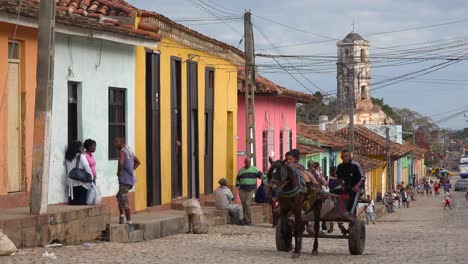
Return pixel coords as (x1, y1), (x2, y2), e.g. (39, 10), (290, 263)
(244, 10), (257, 164)
(386, 127), (392, 192)
(30, 0), (56, 214)
(348, 74), (355, 154)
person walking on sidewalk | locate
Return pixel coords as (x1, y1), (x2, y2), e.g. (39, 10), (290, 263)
(365, 194), (376, 224)
(115, 137), (141, 231)
(401, 187), (409, 208)
(444, 191), (453, 210)
(236, 157), (265, 225)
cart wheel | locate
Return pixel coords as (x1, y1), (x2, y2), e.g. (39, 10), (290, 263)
(348, 220), (366, 255)
(276, 218), (292, 252)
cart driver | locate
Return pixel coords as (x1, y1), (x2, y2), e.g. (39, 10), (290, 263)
(335, 150), (365, 218)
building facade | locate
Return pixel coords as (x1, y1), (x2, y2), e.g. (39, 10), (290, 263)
(0, 0), (158, 212)
(133, 12), (246, 211)
(0, 21), (37, 208)
(237, 74), (316, 174)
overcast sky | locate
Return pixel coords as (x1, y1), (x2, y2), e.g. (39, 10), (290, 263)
(132, 0), (468, 130)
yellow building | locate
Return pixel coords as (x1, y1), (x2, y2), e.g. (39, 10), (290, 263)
(132, 12), (246, 210)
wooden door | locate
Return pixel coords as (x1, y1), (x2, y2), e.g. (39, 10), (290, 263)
(187, 62), (199, 198)
(204, 68), (214, 194)
(146, 51), (161, 206)
(170, 58), (183, 198)
(7, 43), (21, 193)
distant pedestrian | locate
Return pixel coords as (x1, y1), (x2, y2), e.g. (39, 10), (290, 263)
(236, 157), (265, 225)
(424, 181), (431, 196)
(393, 190), (400, 209)
(365, 194), (376, 224)
(434, 182), (440, 196)
(115, 137), (141, 231)
(401, 187), (409, 208)
(444, 182), (450, 193)
(444, 191), (453, 210)
(408, 184), (416, 201)
(383, 192), (394, 213)
(83, 139), (97, 182)
(65, 140), (92, 205)
(215, 178), (245, 225)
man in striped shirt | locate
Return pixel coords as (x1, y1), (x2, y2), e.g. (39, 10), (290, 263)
(336, 150), (365, 217)
(236, 157), (266, 225)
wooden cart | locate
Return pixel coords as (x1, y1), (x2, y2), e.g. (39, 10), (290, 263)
(275, 192), (368, 255)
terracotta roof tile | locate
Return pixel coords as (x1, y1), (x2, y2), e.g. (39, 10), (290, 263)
(402, 141), (427, 159)
(297, 123), (348, 149)
(0, 0), (160, 41)
(238, 69), (317, 103)
(353, 154), (386, 172)
(334, 125), (409, 157)
(296, 143), (323, 156)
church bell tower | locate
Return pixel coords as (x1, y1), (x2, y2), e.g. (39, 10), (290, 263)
(336, 32), (372, 111)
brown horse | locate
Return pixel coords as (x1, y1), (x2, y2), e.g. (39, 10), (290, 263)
(267, 159), (304, 258)
(267, 159), (328, 257)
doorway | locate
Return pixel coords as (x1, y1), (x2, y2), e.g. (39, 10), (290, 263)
(187, 62), (199, 198)
(204, 68), (214, 194)
(146, 51), (161, 206)
(170, 58), (183, 198)
(67, 81), (79, 144)
(7, 41), (21, 193)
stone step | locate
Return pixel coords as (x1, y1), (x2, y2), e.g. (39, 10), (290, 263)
(108, 210), (189, 243)
(108, 224), (144, 243)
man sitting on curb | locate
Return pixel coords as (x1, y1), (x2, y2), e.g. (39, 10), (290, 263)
(215, 178), (245, 225)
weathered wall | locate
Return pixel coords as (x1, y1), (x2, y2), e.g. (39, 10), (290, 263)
(134, 37), (239, 210)
(0, 22), (37, 207)
(237, 95), (297, 173)
(48, 34), (135, 204)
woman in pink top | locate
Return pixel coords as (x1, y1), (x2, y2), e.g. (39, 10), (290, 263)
(84, 139), (97, 181)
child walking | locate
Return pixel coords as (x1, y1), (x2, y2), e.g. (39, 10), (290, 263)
(444, 191), (452, 210)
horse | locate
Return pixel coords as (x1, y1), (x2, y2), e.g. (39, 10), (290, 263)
(267, 158), (326, 258)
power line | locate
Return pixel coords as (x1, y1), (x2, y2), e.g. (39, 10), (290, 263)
(365, 19), (468, 37)
(252, 20), (327, 94)
(185, 0), (243, 36)
(252, 13), (338, 40)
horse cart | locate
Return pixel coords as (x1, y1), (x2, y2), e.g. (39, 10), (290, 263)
(275, 191), (368, 255)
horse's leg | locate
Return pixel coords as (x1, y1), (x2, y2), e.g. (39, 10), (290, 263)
(292, 207), (303, 258)
(312, 200), (322, 255)
(279, 206), (292, 251)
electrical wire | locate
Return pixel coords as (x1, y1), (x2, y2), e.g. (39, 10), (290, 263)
(253, 20), (327, 94)
(184, 0), (243, 36)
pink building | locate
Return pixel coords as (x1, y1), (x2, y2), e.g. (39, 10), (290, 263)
(237, 72), (317, 173)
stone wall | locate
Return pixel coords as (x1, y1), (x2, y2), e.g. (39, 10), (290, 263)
(0, 205), (110, 248)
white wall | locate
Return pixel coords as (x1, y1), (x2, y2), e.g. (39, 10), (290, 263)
(48, 34), (135, 204)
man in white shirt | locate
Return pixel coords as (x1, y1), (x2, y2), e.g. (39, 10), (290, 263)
(365, 194), (376, 224)
(214, 178), (245, 225)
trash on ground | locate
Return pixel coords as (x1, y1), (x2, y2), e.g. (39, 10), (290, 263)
(44, 243), (63, 248)
(42, 251), (57, 259)
(82, 243), (94, 249)
(0, 229), (17, 256)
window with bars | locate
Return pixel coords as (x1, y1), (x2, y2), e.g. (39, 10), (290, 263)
(262, 129), (274, 172)
(279, 131), (284, 160)
(108, 87), (126, 159)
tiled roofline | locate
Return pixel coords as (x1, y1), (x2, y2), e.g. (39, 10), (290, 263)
(0, 0), (158, 47)
(139, 12), (246, 64)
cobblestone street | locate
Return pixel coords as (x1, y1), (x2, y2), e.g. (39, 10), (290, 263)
(4, 190), (468, 264)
